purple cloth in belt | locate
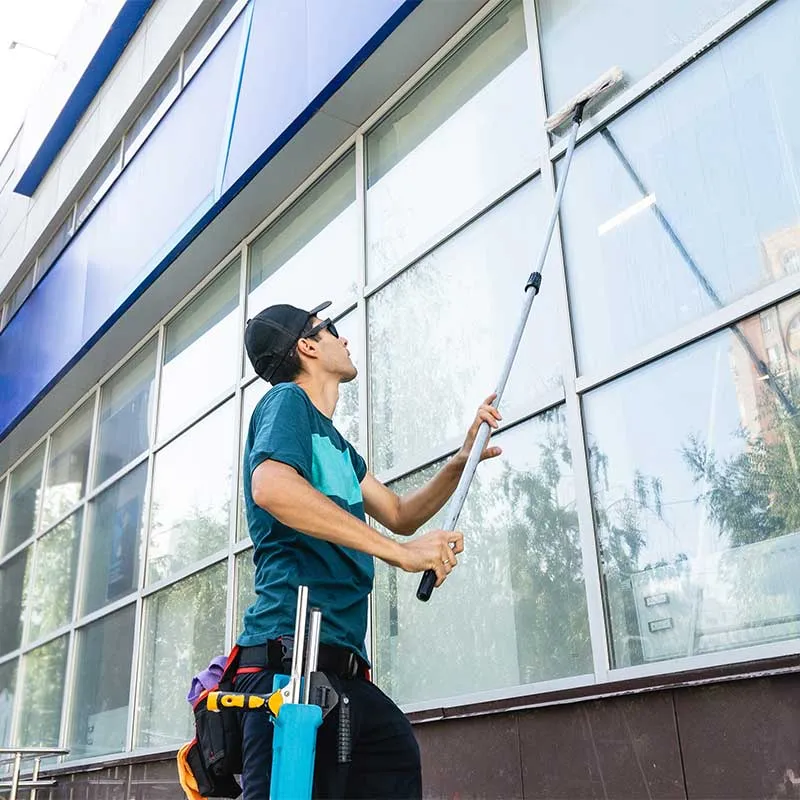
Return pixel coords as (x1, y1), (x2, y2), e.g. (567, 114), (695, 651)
(187, 654), (228, 705)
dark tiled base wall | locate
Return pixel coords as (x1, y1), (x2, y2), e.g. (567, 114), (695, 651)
(417, 672), (800, 799)
(37, 672), (800, 800)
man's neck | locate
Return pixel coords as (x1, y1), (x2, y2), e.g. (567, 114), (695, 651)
(294, 375), (339, 419)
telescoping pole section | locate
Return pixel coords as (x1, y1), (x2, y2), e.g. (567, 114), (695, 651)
(416, 67), (625, 602)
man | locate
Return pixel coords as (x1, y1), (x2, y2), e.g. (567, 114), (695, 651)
(236, 300), (501, 799)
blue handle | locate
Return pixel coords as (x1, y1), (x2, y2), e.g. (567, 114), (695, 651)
(269, 675), (323, 800)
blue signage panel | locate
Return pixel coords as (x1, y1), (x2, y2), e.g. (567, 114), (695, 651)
(0, 0), (419, 440)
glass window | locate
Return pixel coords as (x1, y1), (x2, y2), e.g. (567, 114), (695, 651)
(158, 261), (239, 439)
(17, 635), (68, 746)
(95, 339), (157, 487)
(147, 402), (235, 584)
(8, 268), (34, 318)
(237, 380), (269, 541)
(234, 548), (254, 629)
(3, 444), (45, 555)
(584, 296), (800, 669)
(136, 562), (227, 748)
(41, 397), (94, 530)
(0, 549), (31, 656)
(0, 659), (16, 746)
(537, 0), (744, 117)
(374, 408), (592, 705)
(27, 510), (82, 643)
(76, 148), (122, 226)
(184, 0), (239, 81)
(366, 0), (538, 281)
(83, 463), (148, 615)
(123, 62), (181, 164)
(37, 215), (74, 281)
(560, 2), (800, 375)
(68, 604), (135, 759)
(368, 180), (565, 474)
(247, 153), (358, 352)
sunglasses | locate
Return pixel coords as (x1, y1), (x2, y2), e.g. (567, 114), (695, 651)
(302, 318), (339, 340)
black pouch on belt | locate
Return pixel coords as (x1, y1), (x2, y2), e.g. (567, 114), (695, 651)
(188, 646), (244, 797)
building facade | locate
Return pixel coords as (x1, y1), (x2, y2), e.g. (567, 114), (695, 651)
(1, 0), (799, 797)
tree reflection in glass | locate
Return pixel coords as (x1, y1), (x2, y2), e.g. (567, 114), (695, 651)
(18, 636), (68, 746)
(373, 408), (592, 706)
(368, 180), (566, 475)
(0, 659), (16, 747)
(27, 510), (82, 643)
(41, 398), (93, 530)
(147, 403), (234, 584)
(4, 445), (45, 556)
(136, 563), (226, 747)
(586, 296), (800, 667)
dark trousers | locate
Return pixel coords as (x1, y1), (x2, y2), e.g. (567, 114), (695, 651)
(233, 669), (421, 799)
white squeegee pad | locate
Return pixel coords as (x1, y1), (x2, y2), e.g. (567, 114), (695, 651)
(545, 66), (625, 133)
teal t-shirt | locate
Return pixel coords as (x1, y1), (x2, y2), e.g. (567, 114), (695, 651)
(238, 382), (373, 662)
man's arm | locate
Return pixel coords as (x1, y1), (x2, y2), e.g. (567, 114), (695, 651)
(362, 394), (502, 535)
(252, 459), (464, 586)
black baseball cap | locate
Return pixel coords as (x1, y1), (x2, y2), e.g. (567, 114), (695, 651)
(245, 300), (332, 383)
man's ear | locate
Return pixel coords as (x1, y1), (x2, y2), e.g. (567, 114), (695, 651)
(296, 337), (319, 359)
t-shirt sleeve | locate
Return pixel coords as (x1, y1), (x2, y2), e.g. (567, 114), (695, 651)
(347, 442), (368, 483)
(249, 388), (313, 481)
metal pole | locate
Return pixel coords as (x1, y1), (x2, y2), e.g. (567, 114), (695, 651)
(9, 752), (21, 800)
(29, 757), (41, 800)
(303, 608), (322, 704)
(417, 102), (587, 602)
(289, 586), (309, 704)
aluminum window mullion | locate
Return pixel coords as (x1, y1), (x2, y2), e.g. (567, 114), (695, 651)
(375, 385), (566, 487)
(153, 388), (237, 453)
(355, 131), (377, 664)
(362, 166), (542, 300)
(575, 270), (800, 395)
(523, 0), (611, 682)
(84, 387), (102, 503)
(73, 595), (138, 631)
(19, 621), (73, 656)
(0, 538), (34, 570)
(88, 451), (149, 504)
(233, 537), (253, 557)
(546, 0), (780, 163)
(57, 497), (93, 754)
(225, 245), (249, 652)
(126, 595), (145, 752)
(127, 326), (163, 752)
(34, 497), (88, 544)
(0, 473), (9, 556)
(140, 548), (229, 599)
(355, 0), (510, 139)
(57, 629), (77, 754)
(241, 139), (356, 249)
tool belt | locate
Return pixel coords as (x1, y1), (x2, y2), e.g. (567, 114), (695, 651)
(238, 639), (369, 680)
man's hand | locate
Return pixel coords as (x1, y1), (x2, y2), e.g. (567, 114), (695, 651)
(455, 393), (503, 465)
(391, 529), (465, 587)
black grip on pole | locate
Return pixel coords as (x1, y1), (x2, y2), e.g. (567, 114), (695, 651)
(416, 569), (436, 602)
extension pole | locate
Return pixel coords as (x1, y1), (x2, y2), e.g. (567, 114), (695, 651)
(416, 66), (625, 602)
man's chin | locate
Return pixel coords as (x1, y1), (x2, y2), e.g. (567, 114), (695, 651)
(341, 365), (358, 383)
